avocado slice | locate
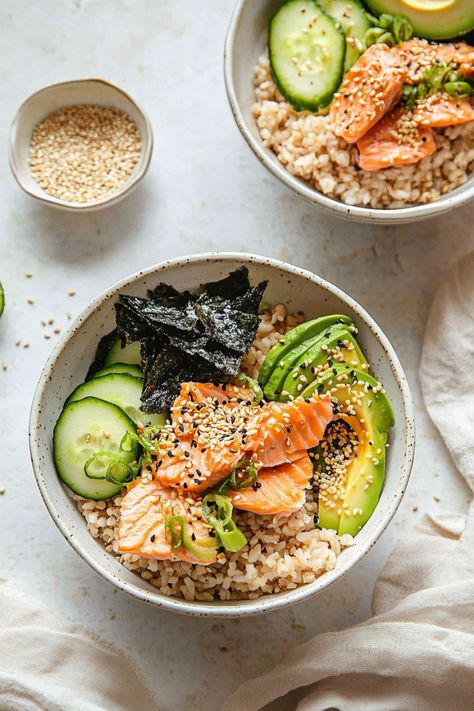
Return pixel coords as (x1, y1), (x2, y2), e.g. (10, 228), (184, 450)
(280, 327), (368, 400)
(303, 364), (394, 536)
(364, 0), (474, 40)
(258, 314), (352, 388)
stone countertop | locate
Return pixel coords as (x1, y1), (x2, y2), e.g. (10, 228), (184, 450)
(0, 1), (472, 709)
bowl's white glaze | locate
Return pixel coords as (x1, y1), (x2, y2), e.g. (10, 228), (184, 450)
(29, 253), (415, 617)
(9, 78), (153, 212)
(224, 0), (474, 224)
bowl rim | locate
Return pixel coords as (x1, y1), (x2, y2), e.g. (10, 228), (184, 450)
(223, 0), (474, 224)
(29, 252), (415, 617)
(9, 77), (153, 211)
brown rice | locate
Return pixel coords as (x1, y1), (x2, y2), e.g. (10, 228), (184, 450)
(253, 56), (474, 209)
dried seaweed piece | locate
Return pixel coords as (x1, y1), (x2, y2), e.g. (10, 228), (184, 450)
(139, 337), (217, 413)
(166, 332), (242, 374)
(146, 282), (192, 307)
(116, 295), (199, 336)
(86, 329), (118, 378)
(91, 268), (268, 412)
(200, 266), (251, 299)
(194, 285), (267, 355)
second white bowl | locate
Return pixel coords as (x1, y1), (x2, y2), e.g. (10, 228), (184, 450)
(224, 0), (474, 224)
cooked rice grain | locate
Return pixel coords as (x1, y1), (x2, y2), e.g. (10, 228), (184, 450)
(253, 56), (474, 209)
(73, 304), (353, 601)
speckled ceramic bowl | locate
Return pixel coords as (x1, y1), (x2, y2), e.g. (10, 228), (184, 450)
(29, 253), (415, 617)
(224, 0), (474, 224)
(9, 78), (153, 212)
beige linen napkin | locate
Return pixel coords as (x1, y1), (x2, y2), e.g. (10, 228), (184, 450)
(0, 579), (157, 711)
(222, 253), (474, 711)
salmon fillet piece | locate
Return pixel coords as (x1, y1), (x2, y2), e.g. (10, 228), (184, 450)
(329, 43), (406, 144)
(398, 39), (474, 83)
(247, 394), (334, 468)
(153, 438), (243, 493)
(172, 381), (253, 414)
(229, 454), (313, 516)
(357, 108), (436, 171)
(118, 479), (218, 564)
(154, 383), (333, 492)
(413, 94), (474, 128)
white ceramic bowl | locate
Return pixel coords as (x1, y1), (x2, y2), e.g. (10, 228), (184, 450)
(224, 0), (474, 224)
(29, 253), (415, 617)
(9, 78), (153, 212)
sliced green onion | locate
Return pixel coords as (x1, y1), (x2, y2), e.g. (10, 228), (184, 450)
(163, 514), (218, 561)
(120, 429), (160, 456)
(165, 515), (184, 549)
(424, 64), (451, 90)
(106, 459), (135, 485)
(402, 84), (418, 111)
(378, 31), (395, 47)
(444, 81), (473, 99)
(84, 451), (135, 484)
(365, 27), (385, 47)
(417, 82), (429, 101)
(202, 494), (247, 553)
(236, 372), (264, 402)
(365, 12), (380, 26)
(392, 15), (413, 43)
(217, 459), (259, 495)
(377, 13), (394, 29)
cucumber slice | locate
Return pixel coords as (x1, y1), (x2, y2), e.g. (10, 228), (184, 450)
(104, 339), (141, 367)
(65, 373), (166, 428)
(92, 362), (143, 380)
(269, 0), (345, 111)
(53, 397), (138, 499)
(318, 0), (371, 71)
(0, 282), (4, 318)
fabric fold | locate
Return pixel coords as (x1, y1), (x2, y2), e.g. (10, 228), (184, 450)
(0, 579), (157, 711)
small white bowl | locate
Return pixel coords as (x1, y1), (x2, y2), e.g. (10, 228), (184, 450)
(224, 0), (474, 224)
(29, 253), (415, 617)
(9, 78), (153, 212)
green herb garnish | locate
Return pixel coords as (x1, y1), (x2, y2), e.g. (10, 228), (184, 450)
(164, 514), (218, 562)
(236, 372), (264, 403)
(364, 13), (413, 50)
(217, 459), (259, 495)
(84, 451), (136, 484)
(202, 494), (247, 553)
(402, 64), (473, 110)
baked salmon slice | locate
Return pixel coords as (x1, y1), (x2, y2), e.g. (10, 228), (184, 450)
(229, 453), (313, 516)
(247, 394), (334, 468)
(413, 94), (474, 128)
(153, 438), (243, 493)
(155, 384), (332, 491)
(118, 479), (218, 564)
(357, 108), (437, 171)
(329, 43), (406, 144)
(172, 381), (253, 415)
(157, 381), (256, 492)
(398, 39), (474, 83)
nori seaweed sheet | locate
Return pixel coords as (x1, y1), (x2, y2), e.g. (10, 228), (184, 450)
(90, 267), (267, 412)
(86, 329), (118, 379)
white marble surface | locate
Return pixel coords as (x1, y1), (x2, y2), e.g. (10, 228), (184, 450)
(0, 1), (472, 709)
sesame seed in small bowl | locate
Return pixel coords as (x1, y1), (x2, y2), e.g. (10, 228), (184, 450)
(9, 79), (153, 211)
